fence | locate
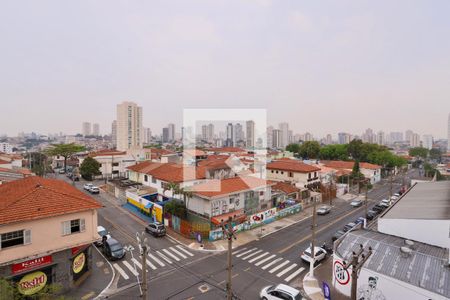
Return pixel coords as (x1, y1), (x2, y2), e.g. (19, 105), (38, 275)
(168, 214), (210, 239)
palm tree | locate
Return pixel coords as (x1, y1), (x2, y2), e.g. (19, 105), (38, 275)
(166, 182), (179, 199)
(181, 188), (193, 212)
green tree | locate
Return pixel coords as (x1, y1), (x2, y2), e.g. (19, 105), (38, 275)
(409, 147), (429, 159)
(429, 148), (442, 162)
(319, 144), (349, 160)
(285, 143), (300, 154)
(347, 139), (364, 160)
(46, 143), (85, 172)
(164, 200), (187, 218)
(79, 157), (101, 181)
(25, 152), (51, 176)
(298, 141), (321, 159)
(351, 160), (365, 193)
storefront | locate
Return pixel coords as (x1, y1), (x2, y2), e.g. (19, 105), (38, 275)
(71, 244), (90, 284)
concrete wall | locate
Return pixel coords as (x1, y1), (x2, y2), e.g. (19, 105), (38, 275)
(0, 210), (98, 264)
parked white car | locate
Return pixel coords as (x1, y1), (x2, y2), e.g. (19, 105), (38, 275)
(95, 225), (111, 246)
(300, 246), (327, 264)
(89, 186), (100, 194)
(83, 183), (93, 191)
(260, 284), (303, 300)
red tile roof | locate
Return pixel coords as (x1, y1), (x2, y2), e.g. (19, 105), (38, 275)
(190, 176), (273, 198)
(90, 149), (126, 157)
(0, 159), (10, 164)
(322, 160), (381, 170)
(0, 177), (102, 225)
(272, 182), (300, 195)
(267, 160), (320, 173)
(127, 162), (205, 183)
(183, 149), (206, 156)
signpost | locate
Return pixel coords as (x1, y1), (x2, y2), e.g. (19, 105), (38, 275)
(322, 281), (331, 300)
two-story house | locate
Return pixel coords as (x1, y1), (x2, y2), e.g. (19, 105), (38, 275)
(266, 159), (321, 189)
(188, 176), (274, 225)
(0, 177), (101, 296)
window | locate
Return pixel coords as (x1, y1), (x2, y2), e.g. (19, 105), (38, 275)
(62, 219), (85, 235)
(229, 198), (234, 204)
(276, 170), (279, 174)
(314, 172), (317, 177)
(0, 230), (31, 249)
(289, 172), (293, 177)
(112, 162), (119, 167)
(308, 173), (311, 179)
(281, 171), (284, 175)
(152, 177), (157, 184)
(271, 170), (274, 173)
(144, 175), (148, 182)
(260, 191), (264, 196)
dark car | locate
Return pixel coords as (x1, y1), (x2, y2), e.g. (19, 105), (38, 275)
(332, 230), (346, 242)
(366, 210), (378, 220)
(354, 217), (365, 225)
(371, 205), (384, 213)
(103, 238), (126, 260)
(145, 222), (166, 237)
(343, 222), (356, 232)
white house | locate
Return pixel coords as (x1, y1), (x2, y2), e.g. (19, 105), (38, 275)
(266, 159), (321, 189)
(188, 176), (274, 224)
(83, 149), (139, 179)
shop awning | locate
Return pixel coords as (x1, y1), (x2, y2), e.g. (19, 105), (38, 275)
(145, 202), (154, 209)
(211, 209), (246, 226)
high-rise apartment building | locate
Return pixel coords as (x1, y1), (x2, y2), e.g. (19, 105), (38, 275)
(201, 123), (214, 143)
(377, 131), (385, 145)
(246, 120), (255, 148)
(362, 128), (374, 143)
(272, 129), (282, 148)
(116, 101), (143, 151)
(93, 123), (100, 136)
(162, 128), (169, 143)
(167, 123), (175, 142)
(234, 123), (243, 145)
(267, 126), (274, 149)
(278, 123), (289, 149)
(447, 113), (450, 150)
(144, 128), (152, 144)
(389, 132), (403, 143)
(111, 120), (117, 147)
(226, 123), (234, 147)
(304, 132), (313, 142)
(410, 133), (421, 148)
(338, 132), (349, 144)
(326, 134), (332, 145)
(405, 130), (413, 143)
(82, 122), (91, 136)
(422, 134), (433, 150)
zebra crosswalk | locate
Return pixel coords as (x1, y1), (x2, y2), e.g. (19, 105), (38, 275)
(232, 247), (306, 283)
(112, 245), (195, 281)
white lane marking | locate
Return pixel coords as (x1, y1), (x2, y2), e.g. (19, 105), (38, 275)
(248, 252), (269, 263)
(156, 251), (173, 264)
(255, 254), (276, 266)
(235, 248), (257, 258)
(131, 258), (142, 269)
(241, 249), (263, 260)
(176, 245), (194, 257)
(170, 247), (187, 259)
(162, 248), (180, 261)
(145, 259), (157, 270)
(261, 257), (284, 270)
(269, 260), (290, 274)
(276, 263), (297, 277)
(113, 263), (129, 280)
(149, 253), (165, 267)
(232, 247), (247, 255)
(284, 267), (305, 282)
(122, 261), (139, 277)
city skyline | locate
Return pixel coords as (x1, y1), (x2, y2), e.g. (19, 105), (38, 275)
(1, 1), (450, 137)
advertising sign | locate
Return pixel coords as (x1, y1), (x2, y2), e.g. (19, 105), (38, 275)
(12, 255), (52, 275)
(17, 271), (47, 295)
(72, 252), (86, 274)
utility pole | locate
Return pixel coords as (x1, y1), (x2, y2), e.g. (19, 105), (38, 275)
(136, 232), (149, 300)
(344, 244), (373, 300)
(309, 196), (317, 277)
(221, 216), (236, 300)
(389, 167), (393, 200)
(364, 180), (368, 219)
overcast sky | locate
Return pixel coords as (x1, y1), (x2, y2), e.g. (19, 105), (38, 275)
(1, 0), (449, 138)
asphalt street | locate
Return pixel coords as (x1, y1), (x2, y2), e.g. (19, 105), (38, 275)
(103, 168), (417, 300)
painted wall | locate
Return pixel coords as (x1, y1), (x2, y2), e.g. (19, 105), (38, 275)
(0, 210), (98, 264)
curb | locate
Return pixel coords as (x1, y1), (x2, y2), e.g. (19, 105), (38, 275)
(93, 244), (116, 300)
